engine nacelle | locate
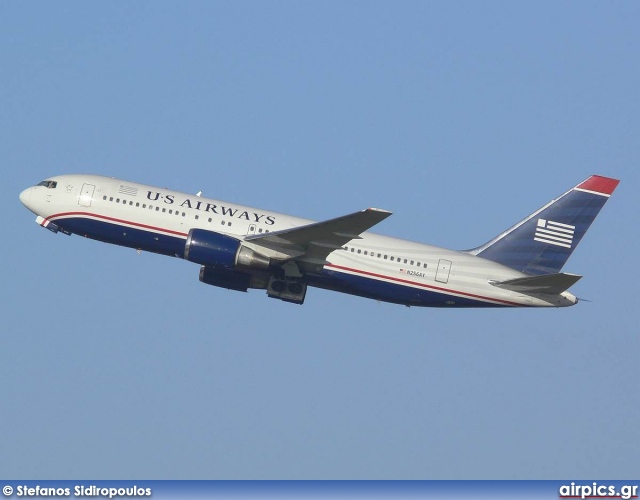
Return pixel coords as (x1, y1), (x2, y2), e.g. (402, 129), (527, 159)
(199, 266), (251, 292)
(184, 229), (270, 270)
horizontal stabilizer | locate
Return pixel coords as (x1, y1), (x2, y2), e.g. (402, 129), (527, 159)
(490, 273), (582, 295)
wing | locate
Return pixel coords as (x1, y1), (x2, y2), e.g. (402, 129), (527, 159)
(490, 272), (582, 295)
(246, 208), (392, 272)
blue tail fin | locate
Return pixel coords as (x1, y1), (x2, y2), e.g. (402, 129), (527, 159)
(469, 175), (619, 275)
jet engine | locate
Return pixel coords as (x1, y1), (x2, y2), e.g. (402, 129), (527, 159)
(199, 266), (272, 292)
(184, 229), (270, 270)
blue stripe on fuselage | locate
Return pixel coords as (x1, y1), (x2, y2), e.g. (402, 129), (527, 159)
(52, 215), (508, 307)
(315, 268), (509, 308)
(53, 216), (186, 257)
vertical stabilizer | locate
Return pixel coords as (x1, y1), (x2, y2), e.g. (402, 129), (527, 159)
(469, 175), (619, 275)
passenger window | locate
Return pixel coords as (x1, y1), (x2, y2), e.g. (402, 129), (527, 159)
(103, 195), (107, 200)
(162, 208), (166, 213)
(384, 255), (388, 260)
(390, 256), (394, 261)
(116, 198), (120, 203)
(168, 209), (173, 214)
(136, 202), (140, 207)
(110, 197), (113, 202)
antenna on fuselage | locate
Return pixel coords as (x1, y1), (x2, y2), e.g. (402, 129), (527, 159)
(196, 191), (202, 197)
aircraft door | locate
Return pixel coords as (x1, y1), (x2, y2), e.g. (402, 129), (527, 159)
(79, 183), (96, 207)
(435, 259), (452, 283)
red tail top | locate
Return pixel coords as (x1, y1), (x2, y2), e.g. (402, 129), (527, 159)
(576, 175), (620, 196)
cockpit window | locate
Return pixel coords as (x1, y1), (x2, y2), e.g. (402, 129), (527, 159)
(37, 180), (57, 189)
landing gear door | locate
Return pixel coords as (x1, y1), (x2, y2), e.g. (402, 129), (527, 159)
(79, 183), (96, 207)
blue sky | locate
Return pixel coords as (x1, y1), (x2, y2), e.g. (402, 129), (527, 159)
(1, 1), (638, 479)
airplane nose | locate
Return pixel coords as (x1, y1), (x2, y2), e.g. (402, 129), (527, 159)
(19, 187), (32, 207)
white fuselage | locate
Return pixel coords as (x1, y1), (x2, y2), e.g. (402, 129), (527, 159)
(19, 174), (578, 307)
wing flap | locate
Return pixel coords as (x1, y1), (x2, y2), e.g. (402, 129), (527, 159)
(490, 273), (582, 295)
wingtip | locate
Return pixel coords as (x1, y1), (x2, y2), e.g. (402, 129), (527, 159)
(366, 207), (393, 215)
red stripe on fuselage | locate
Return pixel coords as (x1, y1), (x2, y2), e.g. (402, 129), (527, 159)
(326, 263), (521, 306)
(46, 211), (189, 238)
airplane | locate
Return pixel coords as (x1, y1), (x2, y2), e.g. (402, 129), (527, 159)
(19, 173), (619, 308)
